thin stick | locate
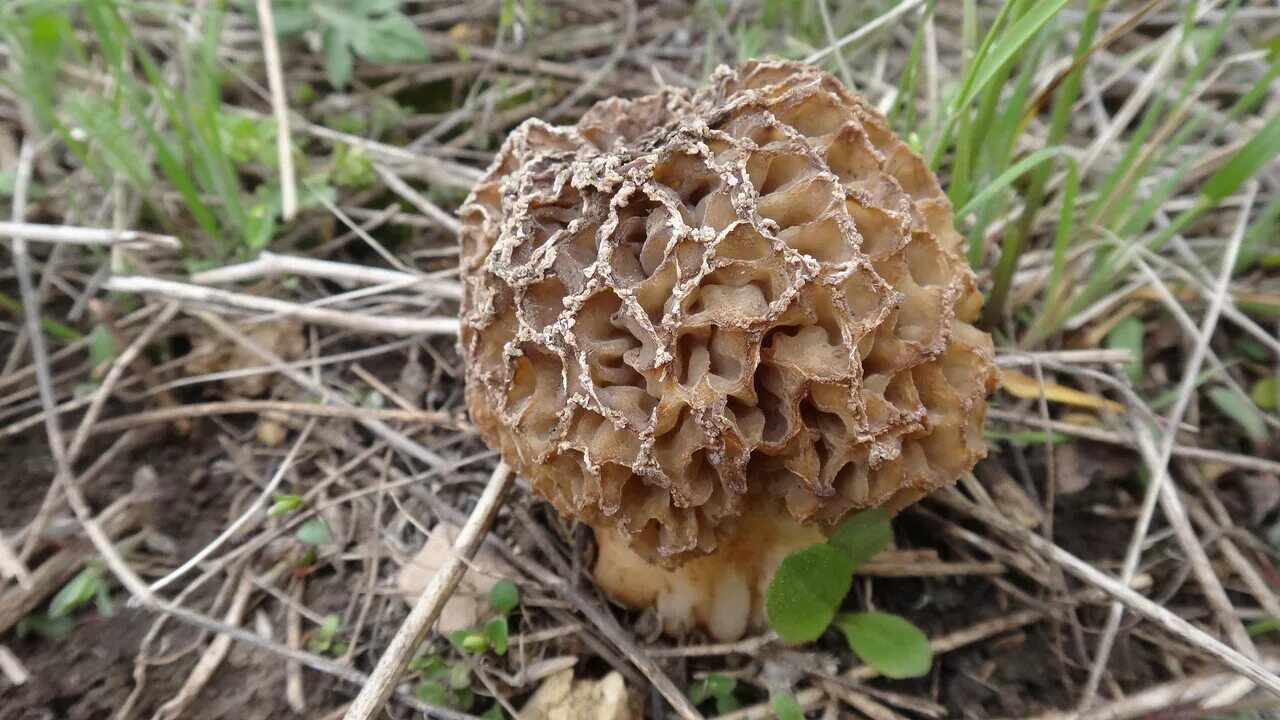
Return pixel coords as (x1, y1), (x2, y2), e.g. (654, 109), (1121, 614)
(254, 0), (297, 221)
(994, 348), (1134, 367)
(103, 276), (459, 336)
(0, 220), (180, 249)
(935, 489), (1280, 698)
(191, 251), (462, 300)
(1081, 182), (1258, 707)
(343, 462), (515, 720)
(985, 408), (1280, 475)
(373, 165), (462, 236)
(146, 421), (314, 593)
(154, 569), (257, 720)
(193, 311), (450, 470)
(1026, 659), (1280, 720)
(804, 0), (926, 63)
(82, 399), (452, 437)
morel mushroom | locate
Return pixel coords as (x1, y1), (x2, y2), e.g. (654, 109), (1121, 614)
(458, 59), (997, 640)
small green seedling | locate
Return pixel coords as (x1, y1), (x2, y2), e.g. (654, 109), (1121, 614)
(49, 561), (113, 619)
(330, 144), (376, 189)
(296, 519), (333, 546)
(445, 579), (521, 656)
(410, 645), (477, 711)
(1105, 317), (1144, 385)
(770, 691), (805, 720)
(306, 613), (348, 655)
(765, 508), (933, 679)
(87, 326), (118, 374)
(270, 494), (303, 516)
(16, 612), (74, 640)
(688, 674), (740, 714)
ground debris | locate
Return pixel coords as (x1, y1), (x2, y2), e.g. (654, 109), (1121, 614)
(520, 669), (635, 720)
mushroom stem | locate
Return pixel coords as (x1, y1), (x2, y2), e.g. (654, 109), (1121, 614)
(592, 508), (825, 641)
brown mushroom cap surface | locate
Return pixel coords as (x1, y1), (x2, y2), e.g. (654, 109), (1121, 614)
(459, 59), (997, 637)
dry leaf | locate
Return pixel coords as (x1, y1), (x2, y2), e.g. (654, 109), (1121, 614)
(1001, 370), (1125, 414)
(185, 320), (305, 398)
(396, 522), (515, 633)
(521, 670), (634, 720)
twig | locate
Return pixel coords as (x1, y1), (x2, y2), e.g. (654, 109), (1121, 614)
(254, 0), (297, 221)
(985, 408), (1280, 475)
(934, 488), (1280, 698)
(0, 645), (28, 686)
(0, 535), (31, 590)
(1080, 182), (1259, 708)
(0, 496), (140, 634)
(1024, 658), (1280, 720)
(82, 400), (452, 437)
(191, 251), (462, 300)
(342, 462), (515, 720)
(193, 311), (450, 470)
(804, 0), (926, 63)
(373, 165), (462, 236)
(994, 348), (1134, 367)
(154, 569), (259, 720)
(718, 608), (1048, 719)
(103, 276), (459, 336)
(0, 220), (180, 249)
(146, 421), (314, 594)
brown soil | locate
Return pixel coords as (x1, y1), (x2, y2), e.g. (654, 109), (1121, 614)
(0, 427), (335, 720)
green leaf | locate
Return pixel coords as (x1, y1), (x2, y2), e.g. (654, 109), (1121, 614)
(88, 325), (118, 369)
(94, 581), (114, 617)
(448, 661), (471, 690)
(321, 26), (354, 88)
(1201, 111), (1280, 203)
(269, 494), (303, 516)
(489, 579), (519, 616)
(1248, 618), (1280, 636)
(827, 508), (891, 568)
(449, 628), (490, 654)
(271, 6), (314, 36)
(16, 612), (74, 640)
(296, 519), (333, 546)
(765, 544), (853, 643)
(1207, 386), (1269, 444)
(319, 613), (339, 642)
(1251, 377), (1278, 411)
(954, 146), (1071, 219)
(484, 616), (509, 656)
(770, 692), (805, 720)
(689, 674), (737, 710)
(351, 12), (428, 63)
(1106, 317), (1144, 384)
(49, 565), (104, 618)
(481, 705), (506, 720)
(833, 611), (933, 679)
(417, 679), (448, 704)
(955, 0), (1071, 112)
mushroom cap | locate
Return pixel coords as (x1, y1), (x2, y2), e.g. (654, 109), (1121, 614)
(458, 58), (998, 567)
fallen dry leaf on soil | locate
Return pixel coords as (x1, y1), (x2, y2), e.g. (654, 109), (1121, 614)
(521, 669), (633, 720)
(395, 522), (515, 633)
(184, 320), (305, 397)
(1001, 369), (1126, 414)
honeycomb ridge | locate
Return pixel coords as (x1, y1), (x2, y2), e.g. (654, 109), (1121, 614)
(459, 59), (998, 565)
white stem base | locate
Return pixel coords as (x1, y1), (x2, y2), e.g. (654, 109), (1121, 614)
(592, 510), (825, 641)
